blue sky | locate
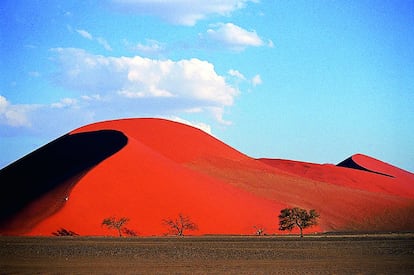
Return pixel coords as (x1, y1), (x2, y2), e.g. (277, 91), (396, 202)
(1, 0), (413, 172)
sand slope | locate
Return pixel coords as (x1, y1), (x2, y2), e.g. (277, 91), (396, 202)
(0, 118), (413, 236)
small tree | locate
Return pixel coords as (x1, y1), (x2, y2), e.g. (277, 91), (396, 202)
(278, 207), (319, 237)
(163, 213), (198, 236)
(102, 216), (129, 237)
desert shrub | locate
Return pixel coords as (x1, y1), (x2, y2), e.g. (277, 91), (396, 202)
(52, 228), (79, 236)
(253, 225), (266, 236)
(122, 227), (138, 236)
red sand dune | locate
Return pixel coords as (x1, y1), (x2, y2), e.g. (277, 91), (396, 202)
(0, 118), (413, 236)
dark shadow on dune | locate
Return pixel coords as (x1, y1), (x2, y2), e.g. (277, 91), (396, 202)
(0, 130), (128, 232)
(337, 157), (394, 178)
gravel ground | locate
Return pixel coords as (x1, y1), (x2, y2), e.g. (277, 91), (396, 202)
(1, 234), (413, 274)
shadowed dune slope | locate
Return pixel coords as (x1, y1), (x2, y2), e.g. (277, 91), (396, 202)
(1, 118), (413, 236)
(0, 130), (127, 234)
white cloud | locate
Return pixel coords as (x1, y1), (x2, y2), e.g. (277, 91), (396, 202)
(167, 116), (212, 135)
(267, 40), (275, 48)
(251, 74), (262, 86)
(51, 47), (239, 124)
(206, 23), (267, 51)
(0, 96), (7, 113)
(208, 106), (232, 125)
(76, 29), (93, 40)
(132, 39), (165, 55)
(51, 98), (79, 109)
(108, 0), (258, 26)
(0, 95), (34, 127)
(81, 94), (103, 101)
(228, 69), (246, 80)
(76, 29), (112, 51)
(228, 70), (261, 90)
(96, 37), (113, 51)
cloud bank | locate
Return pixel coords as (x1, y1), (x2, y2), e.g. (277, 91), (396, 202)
(52, 48), (238, 109)
(2, 46), (262, 138)
(2, 48), (243, 134)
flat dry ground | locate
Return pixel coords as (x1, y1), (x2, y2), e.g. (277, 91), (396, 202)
(1, 234), (413, 274)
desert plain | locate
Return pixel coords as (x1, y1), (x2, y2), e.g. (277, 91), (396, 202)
(1, 233), (413, 274)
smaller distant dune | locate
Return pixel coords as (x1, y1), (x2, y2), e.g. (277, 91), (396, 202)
(338, 154), (400, 178)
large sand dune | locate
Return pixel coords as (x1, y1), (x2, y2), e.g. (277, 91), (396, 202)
(0, 118), (413, 236)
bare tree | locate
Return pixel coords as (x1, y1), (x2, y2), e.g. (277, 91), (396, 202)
(278, 207), (319, 237)
(163, 213), (198, 236)
(102, 216), (129, 237)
